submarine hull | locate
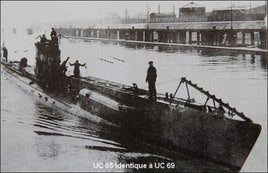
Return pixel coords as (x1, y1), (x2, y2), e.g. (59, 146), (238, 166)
(1, 57), (261, 171)
(73, 77), (261, 171)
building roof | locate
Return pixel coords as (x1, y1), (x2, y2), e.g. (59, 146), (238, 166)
(182, 2), (204, 8)
(150, 13), (176, 17)
(95, 20), (266, 30)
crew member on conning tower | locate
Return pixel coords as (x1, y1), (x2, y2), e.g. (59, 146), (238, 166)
(50, 28), (57, 39)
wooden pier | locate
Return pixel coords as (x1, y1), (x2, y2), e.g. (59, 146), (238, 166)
(62, 35), (267, 56)
(57, 20), (267, 56)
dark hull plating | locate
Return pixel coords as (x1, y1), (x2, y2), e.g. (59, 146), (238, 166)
(1, 59), (261, 171)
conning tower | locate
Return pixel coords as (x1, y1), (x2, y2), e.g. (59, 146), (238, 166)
(34, 37), (61, 89)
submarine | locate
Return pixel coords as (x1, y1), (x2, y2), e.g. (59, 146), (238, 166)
(1, 34), (261, 172)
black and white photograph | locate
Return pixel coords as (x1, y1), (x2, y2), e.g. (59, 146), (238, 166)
(1, 0), (267, 172)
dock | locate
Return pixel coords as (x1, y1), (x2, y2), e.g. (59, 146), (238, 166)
(57, 20), (267, 56)
(62, 35), (267, 56)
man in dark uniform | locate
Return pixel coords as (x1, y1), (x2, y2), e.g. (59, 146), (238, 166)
(2, 47), (8, 61)
(51, 35), (58, 47)
(40, 34), (48, 43)
(69, 60), (86, 77)
(50, 28), (57, 39)
(146, 61), (157, 100)
(59, 57), (70, 76)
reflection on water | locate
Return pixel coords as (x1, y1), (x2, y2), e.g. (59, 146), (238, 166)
(118, 41), (267, 69)
(1, 28), (267, 172)
(34, 135), (61, 160)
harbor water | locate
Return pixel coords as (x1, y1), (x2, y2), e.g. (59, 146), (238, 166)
(1, 27), (267, 172)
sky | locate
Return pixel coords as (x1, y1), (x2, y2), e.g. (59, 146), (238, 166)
(1, 1), (266, 27)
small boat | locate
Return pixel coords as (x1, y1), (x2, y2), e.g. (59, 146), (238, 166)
(1, 37), (261, 172)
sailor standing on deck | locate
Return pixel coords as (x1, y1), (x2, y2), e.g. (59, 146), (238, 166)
(146, 61), (157, 101)
(2, 47), (8, 61)
(69, 60), (86, 77)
